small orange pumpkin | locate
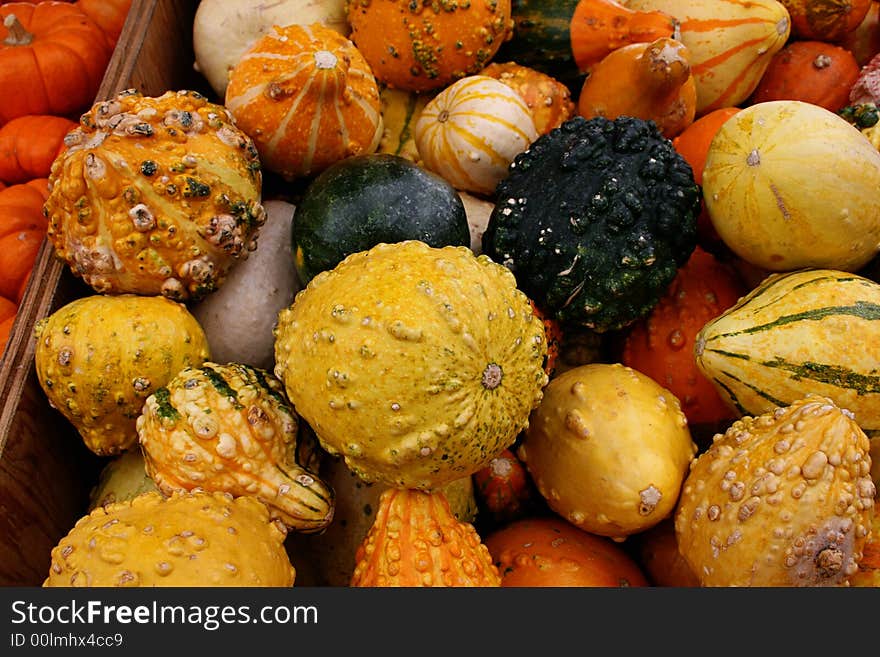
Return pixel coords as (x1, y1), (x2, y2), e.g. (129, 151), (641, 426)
(351, 488), (501, 587)
(840, 0), (880, 65)
(0, 2), (114, 125)
(0, 114), (77, 184)
(750, 39), (861, 112)
(633, 518), (701, 587)
(484, 516), (649, 587)
(472, 448), (538, 524)
(76, 0), (132, 46)
(0, 177), (48, 301)
(578, 36), (697, 138)
(569, 0), (677, 74)
(778, 0), (872, 41)
(479, 61), (575, 135)
(347, 0), (514, 92)
(225, 23), (383, 180)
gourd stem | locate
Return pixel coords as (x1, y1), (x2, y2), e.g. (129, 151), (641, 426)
(3, 14), (34, 47)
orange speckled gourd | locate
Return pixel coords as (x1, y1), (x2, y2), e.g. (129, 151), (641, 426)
(44, 491), (296, 587)
(225, 22), (383, 180)
(44, 89), (265, 301)
(137, 362), (335, 534)
(351, 488), (501, 587)
(347, 0), (514, 92)
(675, 395), (876, 586)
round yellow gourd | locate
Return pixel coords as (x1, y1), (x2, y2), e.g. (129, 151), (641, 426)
(702, 100), (880, 272)
(272, 240), (549, 491)
(518, 362), (697, 540)
(414, 75), (538, 196)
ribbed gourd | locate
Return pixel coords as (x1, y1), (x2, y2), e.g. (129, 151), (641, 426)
(225, 22), (383, 180)
(33, 294), (210, 456)
(695, 268), (880, 432)
(273, 240), (549, 491)
(44, 89), (265, 302)
(137, 362), (334, 533)
(45, 491), (296, 587)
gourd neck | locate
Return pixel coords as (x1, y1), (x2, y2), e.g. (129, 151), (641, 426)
(3, 14), (33, 46)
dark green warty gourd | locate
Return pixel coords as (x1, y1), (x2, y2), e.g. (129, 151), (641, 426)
(482, 115), (700, 332)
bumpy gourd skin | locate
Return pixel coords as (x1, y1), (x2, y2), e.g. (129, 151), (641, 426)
(273, 240), (549, 491)
(44, 491), (295, 587)
(137, 362), (334, 534)
(675, 395), (876, 587)
(44, 88), (265, 301)
(482, 115), (700, 332)
(34, 294), (211, 456)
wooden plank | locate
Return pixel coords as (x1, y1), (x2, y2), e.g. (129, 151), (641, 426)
(0, 0), (202, 586)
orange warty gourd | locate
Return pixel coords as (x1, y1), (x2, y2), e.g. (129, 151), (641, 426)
(0, 2), (114, 125)
(479, 61), (576, 135)
(347, 0), (514, 92)
(569, 0), (677, 74)
(751, 40), (861, 112)
(621, 246), (746, 441)
(351, 488), (501, 587)
(0, 177), (47, 301)
(778, 0), (872, 40)
(0, 114), (77, 184)
(578, 36), (697, 138)
(225, 22), (383, 181)
(484, 516), (650, 587)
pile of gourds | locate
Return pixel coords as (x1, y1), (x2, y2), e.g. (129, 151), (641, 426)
(0, 0), (132, 353)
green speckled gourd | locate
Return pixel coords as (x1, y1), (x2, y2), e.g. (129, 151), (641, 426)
(273, 240), (549, 491)
(137, 362), (334, 533)
(44, 89), (265, 302)
(34, 294), (211, 456)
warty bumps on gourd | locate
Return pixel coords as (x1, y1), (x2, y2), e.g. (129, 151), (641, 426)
(44, 89), (265, 302)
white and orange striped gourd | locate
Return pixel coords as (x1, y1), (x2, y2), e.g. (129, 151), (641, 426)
(225, 22), (383, 180)
(414, 75), (539, 197)
(624, 0), (791, 114)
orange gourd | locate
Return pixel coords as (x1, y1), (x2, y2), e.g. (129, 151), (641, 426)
(0, 2), (114, 125)
(351, 488), (501, 587)
(347, 0), (514, 92)
(671, 106), (742, 251)
(0, 114), (77, 184)
(620, 245), (745, 441)
(479, 61), (575, 135)
(76, 0), (132, 46)
(225, 23), (383, 180)
(472, 448), (539, 525)
(570, 0), (677, 73)
(577, 36), (697, 138)
(484, 516), (649, 587)
(850, 514), (880, 587)
(750, 40), (861, 112)
(634, 518), (701, 587)
(778, 0), (872, 40)
(0, 308), (15, 356)
(840, 0), (880, 65)
(0, 177), (48, 301)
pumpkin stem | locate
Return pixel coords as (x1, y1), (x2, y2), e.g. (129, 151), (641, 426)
(3, 14), (33, 46)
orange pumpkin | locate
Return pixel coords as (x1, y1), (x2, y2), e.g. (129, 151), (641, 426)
(578, 36), (697, 138)
(569, 0), (677, 74)
(76, 0), (132, 46)
(225, 23), (383, 180)
(671, 106), (742, 251)
(0, 114), (77, 184)
(778, 0), (872, 41)
(351, 488), (501, 587)
(479, 61), (576, 135)
(484, 516), (649, 587)
(0, 307), (16, 356)
(840, 0), (880, 65)
(633, 517), (701, 587)
(347, 0), (514, 92)
(620, 245), (746, 442)
(0, 177), (47, 301)
(0, 2), (113, 125)
(750, 39), (861, 112)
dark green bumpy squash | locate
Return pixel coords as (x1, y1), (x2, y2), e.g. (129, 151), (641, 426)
(482, 115), (699, 333)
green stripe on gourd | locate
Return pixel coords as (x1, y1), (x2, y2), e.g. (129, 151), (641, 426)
(695, 269), (880, 430)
